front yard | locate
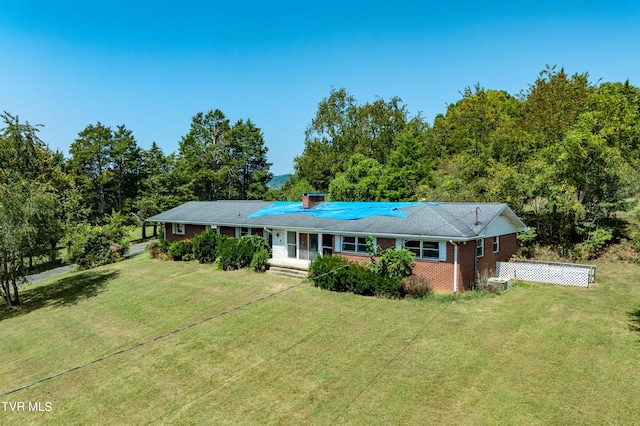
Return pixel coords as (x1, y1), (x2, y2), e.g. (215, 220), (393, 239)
(1, 254), (638, 424)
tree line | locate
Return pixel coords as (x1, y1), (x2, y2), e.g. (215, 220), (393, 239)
(288, 67), (640, 257)
(0, 109), (272, 305)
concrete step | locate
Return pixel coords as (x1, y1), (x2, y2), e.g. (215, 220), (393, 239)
(267, 266), (309, 280)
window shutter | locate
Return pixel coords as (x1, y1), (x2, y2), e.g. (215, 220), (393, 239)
(439, 241), (447, 261)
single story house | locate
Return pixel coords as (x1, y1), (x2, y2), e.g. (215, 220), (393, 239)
(148, 193), (527, 293)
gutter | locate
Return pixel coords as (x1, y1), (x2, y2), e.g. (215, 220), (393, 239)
(450, 240), (459, 294)
(146, 219), (490, 243)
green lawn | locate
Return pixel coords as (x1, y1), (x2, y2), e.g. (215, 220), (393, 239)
(1, 254), (639, 425)
(128, 225), (158, 243)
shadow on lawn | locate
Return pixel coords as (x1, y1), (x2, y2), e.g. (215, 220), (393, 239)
(0, 270), (119, 321)
(629, 307), (640, 334)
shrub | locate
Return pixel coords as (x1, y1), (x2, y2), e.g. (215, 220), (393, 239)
(402, 274), (433, 298)
(250, 248), (270, 272)
(218, 235), (270, 270)
(365, 236), (415, 280)
(573, 227), (613, 261)
(309, 255), (351, 291)
(192, 230), (225, 264)
(310, 255), (404, 298)
(377, 248), (415, 279)
(345, 263), (377, 296)
(65, 214), (132, 270)
(348, 264), (404, 298)
(374, 276), (405, 298)
(168, 240), (193, 261)
(147, 240), (169, 259)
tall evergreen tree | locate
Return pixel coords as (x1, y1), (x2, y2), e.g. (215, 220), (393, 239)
(228, 119), (272, 199)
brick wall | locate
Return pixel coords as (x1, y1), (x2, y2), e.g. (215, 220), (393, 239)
(165, 223), (206, 242)
(477, 233), (517, 280)
(338, 242), (477, 294)
(377, 238), (396, 250)
(334, 237), (516, 294)
(457, 241), (477, 291)
(219, 226), (235, 237)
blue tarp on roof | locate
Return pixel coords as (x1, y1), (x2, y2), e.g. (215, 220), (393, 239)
(248, 201), (432, 220)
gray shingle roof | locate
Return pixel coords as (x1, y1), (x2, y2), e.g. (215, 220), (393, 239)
(147, 200), (527, 240)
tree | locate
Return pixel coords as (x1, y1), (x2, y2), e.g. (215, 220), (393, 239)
(295, 88), (414, 192)
(0, 113), (66, 306)
(329, 154), (383, 201)
(175, 110), (231, 201)
(175, 110), (273, 201)
(272, 177), (317, 201)
(379, 118), (434, 201)
(227, 119), (273, 199)
(521, 66), (593, 148)
(110, 125), (142, 212)
(68, 122), (114, 219)
(553, 113), (635, 232)
(68, 123), (143, 222)
(135, 144), (191, 238)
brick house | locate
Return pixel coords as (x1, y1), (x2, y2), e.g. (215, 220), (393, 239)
(148, 194), (527, 293)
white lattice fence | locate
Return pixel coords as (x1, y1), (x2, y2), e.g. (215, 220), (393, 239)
(496, 260), (595, 288)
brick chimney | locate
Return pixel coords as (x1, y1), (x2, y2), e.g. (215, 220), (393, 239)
(302, 193), (325, 209)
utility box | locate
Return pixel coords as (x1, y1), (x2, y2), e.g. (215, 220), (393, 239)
(486, 277), (511, 291)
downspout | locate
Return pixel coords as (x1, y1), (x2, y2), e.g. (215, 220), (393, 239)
(450, 240), (458, 294)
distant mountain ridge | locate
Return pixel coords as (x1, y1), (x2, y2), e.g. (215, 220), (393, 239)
(267, 174), (291, 189)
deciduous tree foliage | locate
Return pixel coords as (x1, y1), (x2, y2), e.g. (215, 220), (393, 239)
(293, 68), (640, 250)
(0, 113), (68, 306)
(295, 88), (413, 192)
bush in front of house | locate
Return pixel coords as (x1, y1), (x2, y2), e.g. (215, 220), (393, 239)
(250, 248), (271, 272)
(309, 254), (352, 292)
(218, 235), (270, 271)
(347, 263), (401, 297)
(309, 254), (405, 298)
(192, 230), (226, 264)
(168, 240), (193, 261)
(365, 236), (415, 280)
(374, 248), (415, 280)
(402, 274), (433, 298)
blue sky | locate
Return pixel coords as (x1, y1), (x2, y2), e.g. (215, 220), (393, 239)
(2, 1), (639, 175)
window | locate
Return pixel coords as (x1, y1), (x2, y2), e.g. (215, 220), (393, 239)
(404, 240), (440, 260)
(322, 234), (333, 255)
(239, 227), (251, 236)
(476, 239), (484, 257)
(172, 223), (185, 235)
(492, 236), (499, 253)
(287, 231), (297, 258)
(342, 236), (368, 253)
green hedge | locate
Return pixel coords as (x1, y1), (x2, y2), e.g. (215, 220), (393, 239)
(309, 255), (405, 298)
(192, 230), (225, 264)
(168, 240), (193, 261)
(218, 235), (271, 271)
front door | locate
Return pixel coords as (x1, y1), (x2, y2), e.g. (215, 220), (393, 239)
(299, 233), (319, 261)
